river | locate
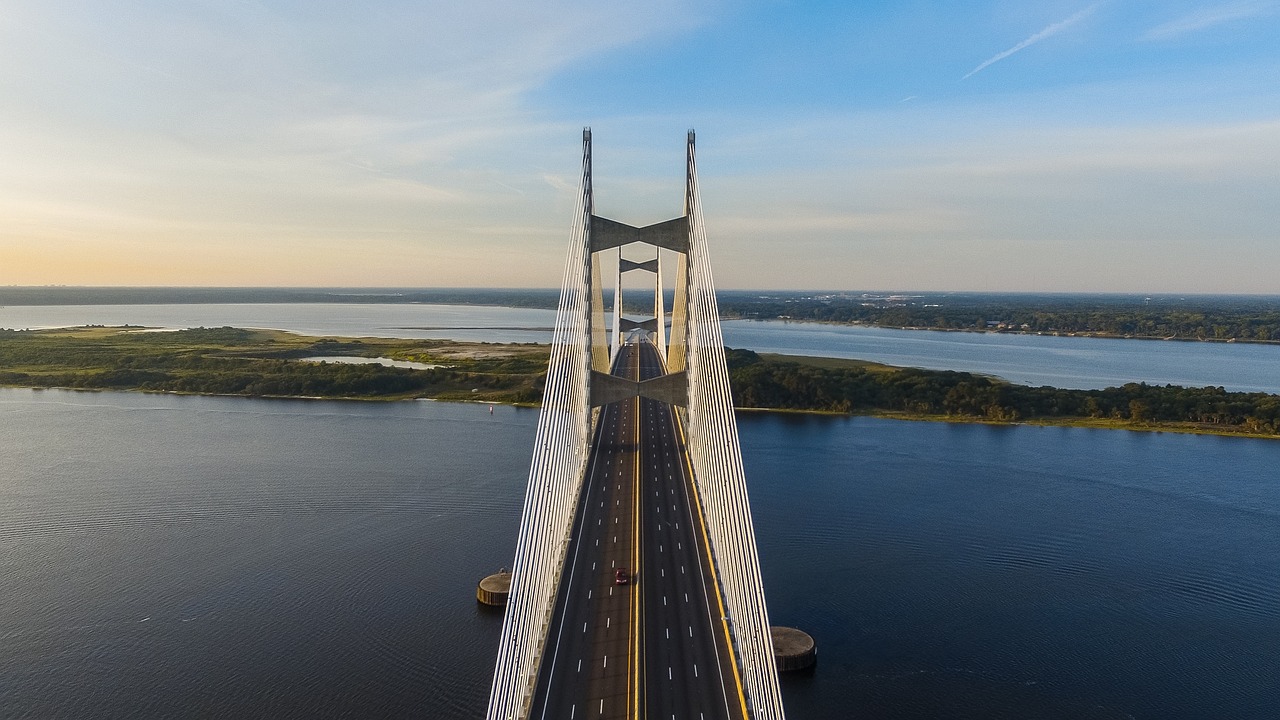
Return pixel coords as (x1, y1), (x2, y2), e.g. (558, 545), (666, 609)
(2, 388), (1277, 718)
(2, 303), (1278, 392)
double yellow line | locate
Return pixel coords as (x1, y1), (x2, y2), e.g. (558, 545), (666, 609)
(628, 346), (644, 720)
(675, 410), (750, 720)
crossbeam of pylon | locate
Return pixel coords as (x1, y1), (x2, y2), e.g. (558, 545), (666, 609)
(588, 369), (688, 407)
(589, 215), (689, 253)
(620, 258), (659, 273)
(618, 317), (659, 332)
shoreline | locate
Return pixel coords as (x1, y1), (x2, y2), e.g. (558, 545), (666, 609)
(735, 406), (1279, 440)
(5, 382), (1275, 442)
(726, 316), (1280, 346)
(3, 326), (1276, 441)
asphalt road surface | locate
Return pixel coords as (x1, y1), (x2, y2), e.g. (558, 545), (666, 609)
(528, 336), (746, 720)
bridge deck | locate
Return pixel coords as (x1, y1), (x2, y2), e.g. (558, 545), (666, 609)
(528, 337), (746, 720)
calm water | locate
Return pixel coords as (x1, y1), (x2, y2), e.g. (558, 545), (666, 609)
(0, 303), (557, 344)
(3, 304), (1279, 392)
(301, 356), (444, 370)
(3, 389), (1278, 718)
(721, 319), (1280, 393)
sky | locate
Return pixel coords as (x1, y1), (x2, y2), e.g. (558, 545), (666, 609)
(2, 1), (1278, 292)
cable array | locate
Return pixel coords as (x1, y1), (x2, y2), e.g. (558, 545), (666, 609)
(678, 132), (787, 719)
(485, 131), (595, 720)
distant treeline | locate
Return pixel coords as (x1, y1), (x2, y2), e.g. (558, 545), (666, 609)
(726, 349), (1280, 436)
(7, 287), (1280, 342)
(717, 292), (1280, 342)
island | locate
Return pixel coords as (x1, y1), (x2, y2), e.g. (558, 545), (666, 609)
(1, 326), (1277, 439)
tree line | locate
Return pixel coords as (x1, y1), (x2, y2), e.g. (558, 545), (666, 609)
(726, 349), (1280, 435)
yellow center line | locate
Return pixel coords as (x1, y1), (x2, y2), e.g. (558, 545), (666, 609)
(674, 410), (750, 720)
(629, 346), (643, 720)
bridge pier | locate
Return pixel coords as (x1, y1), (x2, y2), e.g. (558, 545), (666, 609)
(476, 571), (512, 607)
(771, 626), (817, 672)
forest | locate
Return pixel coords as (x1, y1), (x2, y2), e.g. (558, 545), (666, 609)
(727, 349), (1280, 436)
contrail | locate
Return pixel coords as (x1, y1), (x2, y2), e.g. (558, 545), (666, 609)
(963, 3), (1101, 80)
(1146, 0), (1278, 39)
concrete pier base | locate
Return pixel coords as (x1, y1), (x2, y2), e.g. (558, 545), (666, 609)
(476, 572), (512, 606)
(771, 626), (816, 672)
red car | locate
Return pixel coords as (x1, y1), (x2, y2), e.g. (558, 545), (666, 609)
(614, 568), (630, 585)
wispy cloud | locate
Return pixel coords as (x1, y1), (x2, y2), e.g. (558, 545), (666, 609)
(1145, 1), (1278, 39)
(963, 4), (1101, 80)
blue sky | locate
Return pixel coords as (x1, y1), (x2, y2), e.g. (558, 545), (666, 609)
(2, 1), (1278, 291)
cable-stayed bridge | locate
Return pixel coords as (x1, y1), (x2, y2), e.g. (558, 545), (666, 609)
(486, 131), (785, 720)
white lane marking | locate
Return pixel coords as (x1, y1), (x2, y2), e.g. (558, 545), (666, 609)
(537, 424), (606, 719)
(606, 617), (610, 628)
(689, 626), (693, 637)
(577, 659), (582, 672)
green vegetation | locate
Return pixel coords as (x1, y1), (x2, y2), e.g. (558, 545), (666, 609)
(0, 326), (547, 403)
(727, 349), (1280, 437)
(2, 327), (1277, 438)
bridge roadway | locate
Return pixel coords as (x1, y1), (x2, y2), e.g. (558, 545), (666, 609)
(528, 336), (747, 720)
